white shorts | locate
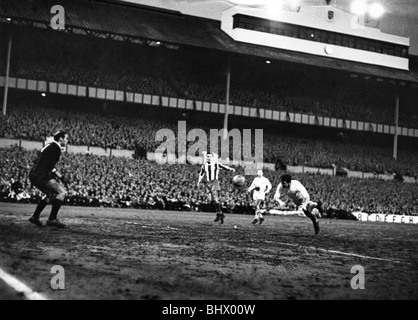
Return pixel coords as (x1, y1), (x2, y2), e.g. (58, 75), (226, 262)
(253, 190), (265, 201)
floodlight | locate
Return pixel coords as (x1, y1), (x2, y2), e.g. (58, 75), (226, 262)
(368, 3), (385, 19)
(350, 0), (368, 16)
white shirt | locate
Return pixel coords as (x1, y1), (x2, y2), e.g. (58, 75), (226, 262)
(274, 180), (310, 207)
(248, 176), (272, 194)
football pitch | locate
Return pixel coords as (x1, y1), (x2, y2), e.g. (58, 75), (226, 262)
(0, 203), (417, 300)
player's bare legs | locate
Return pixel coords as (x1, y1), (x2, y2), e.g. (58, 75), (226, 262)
(252, 199), (264, 224)
(29, 194), (49, 226)
(45, 179), (67, 228)
(30, 179), (67, 228)
(258, 206), (265, 225)
(303, 201), (322, 235)
(206, 184), (224, 224)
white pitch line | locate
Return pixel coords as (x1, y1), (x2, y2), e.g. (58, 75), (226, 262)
(275, 242), (402, 263)
(0, 267), (47, 300)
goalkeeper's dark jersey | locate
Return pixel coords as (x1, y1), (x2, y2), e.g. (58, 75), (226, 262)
(29, 141), (62, 179)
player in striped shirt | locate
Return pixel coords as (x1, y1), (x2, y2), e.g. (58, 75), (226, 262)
(248, 170), (272, 225)
(274, 174), (323, 235)
(197, 153), (235, 224)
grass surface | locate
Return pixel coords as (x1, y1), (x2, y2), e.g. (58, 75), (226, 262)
(0, 203), (417, 300)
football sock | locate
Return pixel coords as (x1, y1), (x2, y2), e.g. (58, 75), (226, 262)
(308, 213), (318, 223)
(49, 199), (63, 221)
(32, 199), (48, 219)
(212, 202), (218, 213)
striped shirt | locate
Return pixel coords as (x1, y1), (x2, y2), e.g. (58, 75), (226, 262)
(199, 162), (233, 181)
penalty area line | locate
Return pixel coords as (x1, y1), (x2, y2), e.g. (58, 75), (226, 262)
(0, 267), (47, 300)
(276, 242), (402, 263)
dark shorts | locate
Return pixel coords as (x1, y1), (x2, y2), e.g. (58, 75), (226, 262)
(29, 174), (49, 194)
(29, 175), (66, 202)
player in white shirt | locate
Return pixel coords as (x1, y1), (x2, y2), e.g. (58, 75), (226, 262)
(273, 174), (322, 235)
(248, 170), (272, 225)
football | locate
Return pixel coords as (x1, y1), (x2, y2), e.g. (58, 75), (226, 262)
(232, 175), (245, 187)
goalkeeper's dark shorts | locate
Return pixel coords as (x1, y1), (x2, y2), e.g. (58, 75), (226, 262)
(29, 175), (67, 202)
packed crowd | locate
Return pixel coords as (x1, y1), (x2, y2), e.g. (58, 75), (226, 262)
(12, 58), (177, 97)
(1, 103), (418, 177)
(2, 29), (418, 129)
(172, 63), (402, 127)
(1, 146), (417, 215)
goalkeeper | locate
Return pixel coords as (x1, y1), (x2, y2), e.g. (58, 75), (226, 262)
(28, 130), (69, 228)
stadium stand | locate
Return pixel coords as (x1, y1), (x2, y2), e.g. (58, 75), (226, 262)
(2, 27), (418, 129)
